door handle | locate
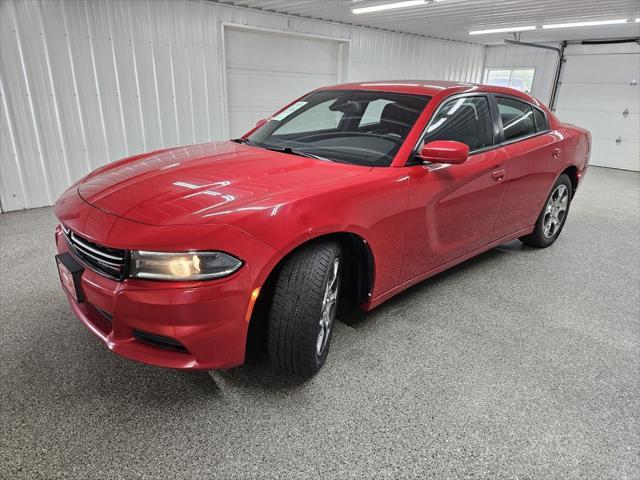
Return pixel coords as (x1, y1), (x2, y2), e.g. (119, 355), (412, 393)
(491, 169), (505, 181)
(551, 148), (561, 158)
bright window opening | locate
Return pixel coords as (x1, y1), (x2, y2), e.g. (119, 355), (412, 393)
(484, 68), (535, 93)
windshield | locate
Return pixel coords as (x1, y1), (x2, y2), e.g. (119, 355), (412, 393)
(246, 90), (430, 167)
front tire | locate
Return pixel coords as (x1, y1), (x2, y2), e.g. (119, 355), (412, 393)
(520, 173), (572, 248)
(267, 241), (342, 377)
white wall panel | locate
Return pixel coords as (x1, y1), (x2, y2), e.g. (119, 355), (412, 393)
(484, 44), (558, 105)
(0, 0), (485, 212)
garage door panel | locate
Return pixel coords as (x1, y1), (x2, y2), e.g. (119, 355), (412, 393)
(226, 30), (339, 76)
(590, 139), (639, 171)
(309, 43), (342, 75)
(228, 70), (336, 109)
(556, 83), (639, 114)
(561, 54), (640, 84)
(556, 49), (640, 171)
(555, 110), (639, 142)
(226, 72), (253, 108)
(229, 64), (337, 78)
(225, 28), (341, 138)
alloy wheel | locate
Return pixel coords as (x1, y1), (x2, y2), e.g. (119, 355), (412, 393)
(317, 257), (340, 356)
(543, 184), (569, 239)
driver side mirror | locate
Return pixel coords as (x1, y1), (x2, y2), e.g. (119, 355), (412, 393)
(255, 118), (267, 128)
(419, 140), (469, 165)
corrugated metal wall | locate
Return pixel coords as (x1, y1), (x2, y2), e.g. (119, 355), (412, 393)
(484, 44), (559, 106)
(0, 0), (486, 212)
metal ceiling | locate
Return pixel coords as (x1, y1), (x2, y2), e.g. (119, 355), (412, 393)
(217, 0), (640, 45)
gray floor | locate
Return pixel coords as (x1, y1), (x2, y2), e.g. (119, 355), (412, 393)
(1, 166), (638, 479)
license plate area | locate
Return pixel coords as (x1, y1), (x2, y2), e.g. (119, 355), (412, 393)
(56, 252), (85, 303)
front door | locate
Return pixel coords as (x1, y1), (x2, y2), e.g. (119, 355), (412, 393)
(400, 95), (508, 282)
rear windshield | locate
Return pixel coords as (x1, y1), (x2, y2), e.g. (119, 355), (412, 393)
(247, 90), (430, 167)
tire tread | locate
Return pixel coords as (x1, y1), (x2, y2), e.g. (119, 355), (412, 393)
(268, 241), (341, 376)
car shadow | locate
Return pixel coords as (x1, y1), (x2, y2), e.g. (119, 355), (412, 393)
(342, 239), (527, 328)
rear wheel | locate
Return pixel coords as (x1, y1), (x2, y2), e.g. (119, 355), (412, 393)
(520, 173), (572, 248)
(267, 241), (342, 377)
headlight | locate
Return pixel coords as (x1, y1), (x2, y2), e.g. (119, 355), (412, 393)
(130, 251), (243, 281)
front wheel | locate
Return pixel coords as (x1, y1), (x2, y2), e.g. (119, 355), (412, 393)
(520, 173), (572, 248)
(267, 241), (342, 377)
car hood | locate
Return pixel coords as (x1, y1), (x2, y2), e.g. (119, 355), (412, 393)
(78, 141), (369, 226)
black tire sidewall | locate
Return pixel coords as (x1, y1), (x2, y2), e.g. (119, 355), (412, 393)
(267, 240), (343, 376)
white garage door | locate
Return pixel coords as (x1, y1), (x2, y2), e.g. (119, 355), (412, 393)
(224, 27), (345, 138)
(555, 43), (640, 171)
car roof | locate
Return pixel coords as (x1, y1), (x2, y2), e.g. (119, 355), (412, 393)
(321, 80), (539, 104)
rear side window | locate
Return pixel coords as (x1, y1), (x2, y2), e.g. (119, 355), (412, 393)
(496, 97), (536, 141)
(533, 107), (548, 132)
(423, 96), (493, 151)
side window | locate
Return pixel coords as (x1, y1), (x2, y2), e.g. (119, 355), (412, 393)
(496, 97), (536, 141)
(423, 96), (493, 151)
(359, 99), (394, 126)
(274, 100), (343, 135)
(533, 107), (548, 132)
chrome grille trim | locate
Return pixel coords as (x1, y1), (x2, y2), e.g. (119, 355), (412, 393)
(63, 227), (127, 280)
(70, 232), (125, 261)
(70, 244), (123, 267)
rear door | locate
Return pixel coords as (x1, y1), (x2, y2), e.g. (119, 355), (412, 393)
(401, 94), (508, 281)
(492, 96), (562, 237)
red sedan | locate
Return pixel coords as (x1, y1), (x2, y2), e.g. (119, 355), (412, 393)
(54, 81), (590, 376)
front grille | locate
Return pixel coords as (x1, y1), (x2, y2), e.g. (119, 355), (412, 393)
(63, 226), (127, 280)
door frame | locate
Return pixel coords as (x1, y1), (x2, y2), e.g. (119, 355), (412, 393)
(219, 22), (351, 139)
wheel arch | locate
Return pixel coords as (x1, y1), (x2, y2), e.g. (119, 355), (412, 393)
(561, 165), (579, 194)
(266, 231), (374, 307)
(244, 231), (375, 357)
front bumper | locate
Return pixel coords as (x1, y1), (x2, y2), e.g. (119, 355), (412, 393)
(53, 201), (277, 370)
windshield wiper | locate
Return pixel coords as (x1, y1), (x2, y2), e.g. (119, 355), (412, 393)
(263, 145), (332, 162)
(237, 140), (336, 162)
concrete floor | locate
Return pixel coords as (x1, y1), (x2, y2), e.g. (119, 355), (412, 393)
(1, 166), (638, 479)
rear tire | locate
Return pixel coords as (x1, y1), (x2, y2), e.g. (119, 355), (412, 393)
(520, 173), (572, 248)
(267, 241), (342, 377)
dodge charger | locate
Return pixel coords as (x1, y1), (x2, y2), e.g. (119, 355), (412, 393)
(54, 81), (591, 376)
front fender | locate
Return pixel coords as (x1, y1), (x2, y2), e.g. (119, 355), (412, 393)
(232, 168), (410, 299)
